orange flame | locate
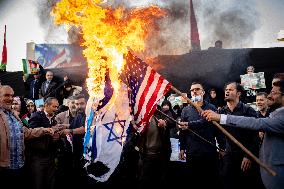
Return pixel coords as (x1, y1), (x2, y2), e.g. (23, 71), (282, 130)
(52, 0), (166, 100)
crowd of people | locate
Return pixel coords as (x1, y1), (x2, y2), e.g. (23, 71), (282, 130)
(0, 69), (284, 189)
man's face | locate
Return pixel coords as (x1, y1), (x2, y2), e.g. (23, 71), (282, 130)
(46, 72), (53, 81)
(190, 84), (204, 102)
(190, 84), (204, 97)
(0, 87), (14, 109)
(33, 74), (40, 79)
(68, 99), (76, 112)
(75, 98), (86, 114)
(267, 86), (283, 110)
(224, 83), (240, 102)
(45, 99), (59, 116)
(256, 95), (268, 112)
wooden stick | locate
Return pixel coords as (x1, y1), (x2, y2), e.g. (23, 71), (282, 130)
(171, 85), (277, 176)
(156, 109), (225, 152)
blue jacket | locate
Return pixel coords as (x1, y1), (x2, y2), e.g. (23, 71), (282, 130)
(224, 107), (284, 189)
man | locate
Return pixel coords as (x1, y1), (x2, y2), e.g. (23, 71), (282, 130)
(40, 71), (58, 99)
(55, 96), (77, 125)
(27, 97), (60, 189)
(54, 96), (77, 188)
(178, 82), (224, 189)
(216, 82), (260, 189)
(256, 92), (269, 142)
(202, 80), (284, 189)
(0, 85), (53, 188)
(23, 71), (42, 101)
(272, 73), (284, 86)
(58, 94), (86, 189)
(137, 109), (171, 188)
(268, 73), (284, 111)
(256, 92), (269, 118)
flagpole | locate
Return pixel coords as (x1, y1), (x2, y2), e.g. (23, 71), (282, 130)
(155, 110), (225, 152)
(170, 85), (276, 176)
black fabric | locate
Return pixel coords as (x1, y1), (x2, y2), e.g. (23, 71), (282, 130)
(218, 102), (260, 156)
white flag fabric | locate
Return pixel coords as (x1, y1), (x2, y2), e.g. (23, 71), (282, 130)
(84, 85), (131, 182)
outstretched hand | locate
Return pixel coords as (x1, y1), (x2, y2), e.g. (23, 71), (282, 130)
(201, 110), (221, 122)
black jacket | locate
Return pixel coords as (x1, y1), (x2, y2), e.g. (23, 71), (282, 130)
(40, 80), (58, 99)
(218, 102), (260, 157)
(27, 111), (57, 155)
(180, 101), (225, 158)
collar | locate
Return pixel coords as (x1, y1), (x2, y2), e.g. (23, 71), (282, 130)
(44, 110), (53, 119)
(224, 101), (243, 112)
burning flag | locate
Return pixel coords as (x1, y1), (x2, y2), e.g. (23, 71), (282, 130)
(122, 51), (171, 133)
(52, 0), (166, 98)
(52, 0), (169, 182)
(83, 70), (131, 182)
(83, 52), (171, 182)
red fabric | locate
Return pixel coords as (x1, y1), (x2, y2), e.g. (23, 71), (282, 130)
(190, 0), (201, 50)
(1, 25), (7, 67)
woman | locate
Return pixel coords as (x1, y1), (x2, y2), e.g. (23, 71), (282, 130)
(21, 100), (36, 127)
(12, 96), (28, 118)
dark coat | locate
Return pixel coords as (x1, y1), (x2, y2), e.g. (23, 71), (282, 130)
(40, 80), (58, 99)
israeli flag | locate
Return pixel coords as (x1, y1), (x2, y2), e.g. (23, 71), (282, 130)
(83, 84), (131, 182)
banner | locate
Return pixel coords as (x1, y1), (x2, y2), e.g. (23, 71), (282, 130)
(35, 44), (86, 68)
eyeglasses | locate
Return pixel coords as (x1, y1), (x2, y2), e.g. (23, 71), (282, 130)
(27, 105), (35, 107)
(190, 88), (202, 92)
(269, 91), (284, 96)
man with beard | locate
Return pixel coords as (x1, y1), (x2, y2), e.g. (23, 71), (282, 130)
(55, 96), (77, 126)
(59, 94), (86, 189)
(54, 96), (78, 188)
(202, 80), (284, 189)
(256, 92), (269, 143)
(137, 102), (173, 188)
(267, 73), (284, 112)
(213, 82), (260, 189)
(178, 82), (225, 189)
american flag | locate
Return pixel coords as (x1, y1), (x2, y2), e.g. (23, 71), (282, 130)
(123, 51), (171, 132)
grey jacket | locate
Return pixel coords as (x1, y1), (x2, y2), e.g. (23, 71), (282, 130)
(225, 107), (284, 189)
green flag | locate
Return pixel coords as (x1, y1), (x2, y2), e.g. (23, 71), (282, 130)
(22, 59), (40, 75)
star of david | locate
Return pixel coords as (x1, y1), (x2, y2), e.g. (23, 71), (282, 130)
(103, 114), (126, 146)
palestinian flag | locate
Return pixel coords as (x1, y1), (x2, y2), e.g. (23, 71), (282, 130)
(22, 59), (40, 75)
(0, 25), (7, 71)
(21, 113), (29, 127)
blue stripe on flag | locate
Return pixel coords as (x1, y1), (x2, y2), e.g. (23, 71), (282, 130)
(83, 109), (94, 155)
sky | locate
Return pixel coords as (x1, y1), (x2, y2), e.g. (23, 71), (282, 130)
(0, 0), (283, 72)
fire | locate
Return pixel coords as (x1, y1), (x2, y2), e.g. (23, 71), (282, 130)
(52, 0), (166, 101)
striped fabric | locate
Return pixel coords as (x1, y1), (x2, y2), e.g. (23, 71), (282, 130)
(123, 51), (171, 132)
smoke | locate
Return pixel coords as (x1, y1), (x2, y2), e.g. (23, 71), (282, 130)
(35, 0), (68, 43)
(197, 0), (260, 49)
(35, 0), (260, 53)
